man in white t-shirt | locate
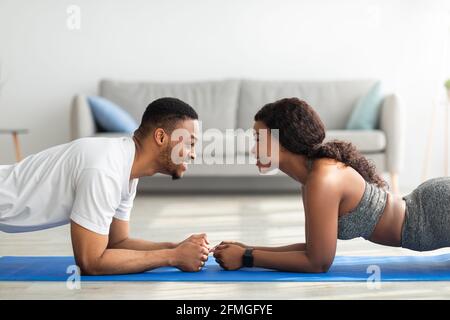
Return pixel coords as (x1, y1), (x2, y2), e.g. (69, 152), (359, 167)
(0, 97), (209, 275)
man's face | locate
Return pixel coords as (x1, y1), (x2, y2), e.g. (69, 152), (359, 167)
(160, 119), (199, 180)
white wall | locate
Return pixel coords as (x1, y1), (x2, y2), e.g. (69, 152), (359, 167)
(0, 0), (449, 189)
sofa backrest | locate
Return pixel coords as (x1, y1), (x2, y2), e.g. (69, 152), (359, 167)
(100, 79), (240, 131)
(99, 78), (379, 132)
(238, 79), (378, 130)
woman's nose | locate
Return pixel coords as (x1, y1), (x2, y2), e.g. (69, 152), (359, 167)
(250, 144), (257, 156)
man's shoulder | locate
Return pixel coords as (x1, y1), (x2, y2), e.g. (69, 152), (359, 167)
(72, 136), (127, 153)
(71, 137), (130, 171)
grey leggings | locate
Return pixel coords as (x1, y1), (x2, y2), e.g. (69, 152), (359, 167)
(401, 177), (450, 251)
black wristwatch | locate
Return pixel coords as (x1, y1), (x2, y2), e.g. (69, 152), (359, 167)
(242, 248), (254, 268)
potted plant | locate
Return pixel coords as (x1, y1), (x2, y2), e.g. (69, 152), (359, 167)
(445, 78), (450, 101)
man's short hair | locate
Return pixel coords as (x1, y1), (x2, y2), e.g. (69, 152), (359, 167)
(134, 97), (198, 138)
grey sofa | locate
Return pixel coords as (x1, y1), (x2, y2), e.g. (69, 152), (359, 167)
(71, 79), (403, 192)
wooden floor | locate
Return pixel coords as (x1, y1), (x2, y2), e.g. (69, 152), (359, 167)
(1, 192), (450, 299)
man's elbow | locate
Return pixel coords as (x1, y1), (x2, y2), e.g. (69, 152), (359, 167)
(107, 237), (128, 249)
(76, 257), (102, 276)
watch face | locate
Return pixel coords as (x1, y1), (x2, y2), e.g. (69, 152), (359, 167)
(243, 249), (254, 267)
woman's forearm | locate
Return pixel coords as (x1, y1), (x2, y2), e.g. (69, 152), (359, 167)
(253, 250), (331, 273)
(251, 243), (306, 252)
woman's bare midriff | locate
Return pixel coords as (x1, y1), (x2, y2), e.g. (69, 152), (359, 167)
(369, 192), (406, 247)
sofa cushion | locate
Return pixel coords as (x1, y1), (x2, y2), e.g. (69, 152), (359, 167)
(100, 79), (240, 131)
(346, 82), (383, 130)
(197, 130), (385, 155)
(325, 130), (386, 153)
(238, 79), (378, 130)
(87, 96), (138, 133)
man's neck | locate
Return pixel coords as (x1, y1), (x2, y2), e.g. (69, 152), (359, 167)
(130, 136), (160, 179)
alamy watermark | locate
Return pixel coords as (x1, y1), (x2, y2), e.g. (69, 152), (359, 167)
(169, 122), (280, 175)
(66, 5), (81, 30)
(66, 264), (81, 290)
(366, 265), (381, 290)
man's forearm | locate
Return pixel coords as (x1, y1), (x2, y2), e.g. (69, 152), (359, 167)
(79, 248), (175, 275)
(108, 238), (177, 251)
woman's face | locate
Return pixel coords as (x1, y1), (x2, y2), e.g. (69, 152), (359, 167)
(252, 121), (280, 174)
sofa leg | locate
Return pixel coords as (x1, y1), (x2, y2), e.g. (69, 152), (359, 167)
(390, 172), (399, 194)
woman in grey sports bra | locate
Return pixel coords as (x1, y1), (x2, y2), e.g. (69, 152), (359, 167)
(213, 97), (450, 273)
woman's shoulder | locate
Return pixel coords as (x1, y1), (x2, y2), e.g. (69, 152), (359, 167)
(307, 158), (344, 179)
(305, 159), (352, 193)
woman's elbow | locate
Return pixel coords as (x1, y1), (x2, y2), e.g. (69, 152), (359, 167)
(308, 260), (333, 273)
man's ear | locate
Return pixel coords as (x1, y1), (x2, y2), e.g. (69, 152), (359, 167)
(153, 128), (166, 146)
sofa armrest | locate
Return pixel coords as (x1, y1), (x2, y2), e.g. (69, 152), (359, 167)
(379, 94), (404, 173)
(70, 94), (96, 140)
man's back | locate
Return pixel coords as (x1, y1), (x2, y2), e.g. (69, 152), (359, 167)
(0, 137), (137, 233)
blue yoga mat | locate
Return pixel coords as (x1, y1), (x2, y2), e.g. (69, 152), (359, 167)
(1, 254), (450, 282)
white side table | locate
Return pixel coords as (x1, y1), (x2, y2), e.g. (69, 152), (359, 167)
(0, 128), (28, 162)
(422, 97), (450, 181)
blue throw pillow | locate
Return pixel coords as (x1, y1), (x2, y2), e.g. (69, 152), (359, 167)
(346, 82), (383, 130)
(87, 96), (138, 133)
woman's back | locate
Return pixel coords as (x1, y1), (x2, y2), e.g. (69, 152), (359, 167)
(306, 158), (405, 247)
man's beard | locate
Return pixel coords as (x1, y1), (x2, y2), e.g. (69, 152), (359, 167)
(171, 172), (181, 180)
(161, 145), (182, 180)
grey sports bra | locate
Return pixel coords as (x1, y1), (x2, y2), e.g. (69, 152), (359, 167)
(306, 158), (388, 240)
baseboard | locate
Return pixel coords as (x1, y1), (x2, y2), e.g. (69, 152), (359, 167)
(137, 175), (300, 194)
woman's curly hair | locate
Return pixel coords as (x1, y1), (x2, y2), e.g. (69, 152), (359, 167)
(254, 97), (387, 188)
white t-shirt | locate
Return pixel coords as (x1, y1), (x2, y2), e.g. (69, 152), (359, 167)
(0, 137), (139, 235)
